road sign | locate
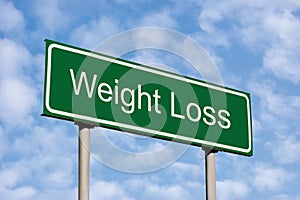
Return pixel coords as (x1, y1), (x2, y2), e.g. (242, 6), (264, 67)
(43, 39), (252, 156)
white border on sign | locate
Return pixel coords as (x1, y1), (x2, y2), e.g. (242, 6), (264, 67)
(45, 42), (252, 154)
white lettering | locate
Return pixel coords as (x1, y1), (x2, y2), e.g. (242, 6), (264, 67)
(114, 79), (119, 104)
(203, 106), (216, 126)
(218, 109), (231, 129)
(186, 103), (201, 122)
(70, 69), (97, 98)
(121, 88), (135, 114)
(170, 92), (185, 119)
(138, 84), (151, 111)
(153, 89), (161, 114)
(97, 83), (112, 102)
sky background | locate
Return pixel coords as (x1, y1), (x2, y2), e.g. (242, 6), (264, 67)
(0, 0), (300, 199)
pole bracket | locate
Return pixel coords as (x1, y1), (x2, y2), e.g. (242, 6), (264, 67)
(74, 121), (97, 129)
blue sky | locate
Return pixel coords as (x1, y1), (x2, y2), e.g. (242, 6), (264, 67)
(0, 0), (300, 199)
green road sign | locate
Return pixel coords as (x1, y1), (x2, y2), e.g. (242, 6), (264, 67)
(43, 39), (252, 156)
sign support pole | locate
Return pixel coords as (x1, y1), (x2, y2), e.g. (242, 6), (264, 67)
(204, 148), (217, 200)
(76, 122), (93, 200)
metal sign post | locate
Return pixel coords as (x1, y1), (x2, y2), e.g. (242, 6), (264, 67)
(76, 122), (93, 200)
(204, 148), (217, 200)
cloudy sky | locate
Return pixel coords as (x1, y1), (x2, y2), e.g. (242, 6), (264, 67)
(1, 0), (300, 199)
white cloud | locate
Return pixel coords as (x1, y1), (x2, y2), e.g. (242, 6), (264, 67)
(0, 124), (77, 191)
(197, 1), (300, 83)
(0, 168), (22, 188)
(0, 39), (31, 78)
(262, 11), (300, 83)
(71, 17), (120, 49)
(90, 127), (190, 173)
(0, 79), (37, 127)
(266, 135), (300, 164)
(125, 176), (204, 199)
(0, 187), (77, 200)
(0, 1), (25, 34)
(194, 24), (230, 48)
(249, 81), (300, 123)
(272, 194), (300, 200)
(32, 53), (46, 89)
(0, 38), (39, 127)
(0, 126), (7, 160)
(196, 0), (242, 48)
(34, 188), (77, 200)
(252, 164), (295, 192)
(217, 179), (250, 200)
(0, 158), (76, 199)
(90, 181), (133, 200)
(168, 162), (202, 181)
(142, 184), (192, 200)
(129, 51), (167, 68)
(92, 160), (204, 199)
(0, 186), (37, 200)
(13, 125), (76, 156)
(140, 10), (177, 28)
(124, 178), (194, 200)
(249, 80), (300, 163)
(263, 44), (300, 84)
(33, 0), (71, 33)
(92, 128), (170, 155)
